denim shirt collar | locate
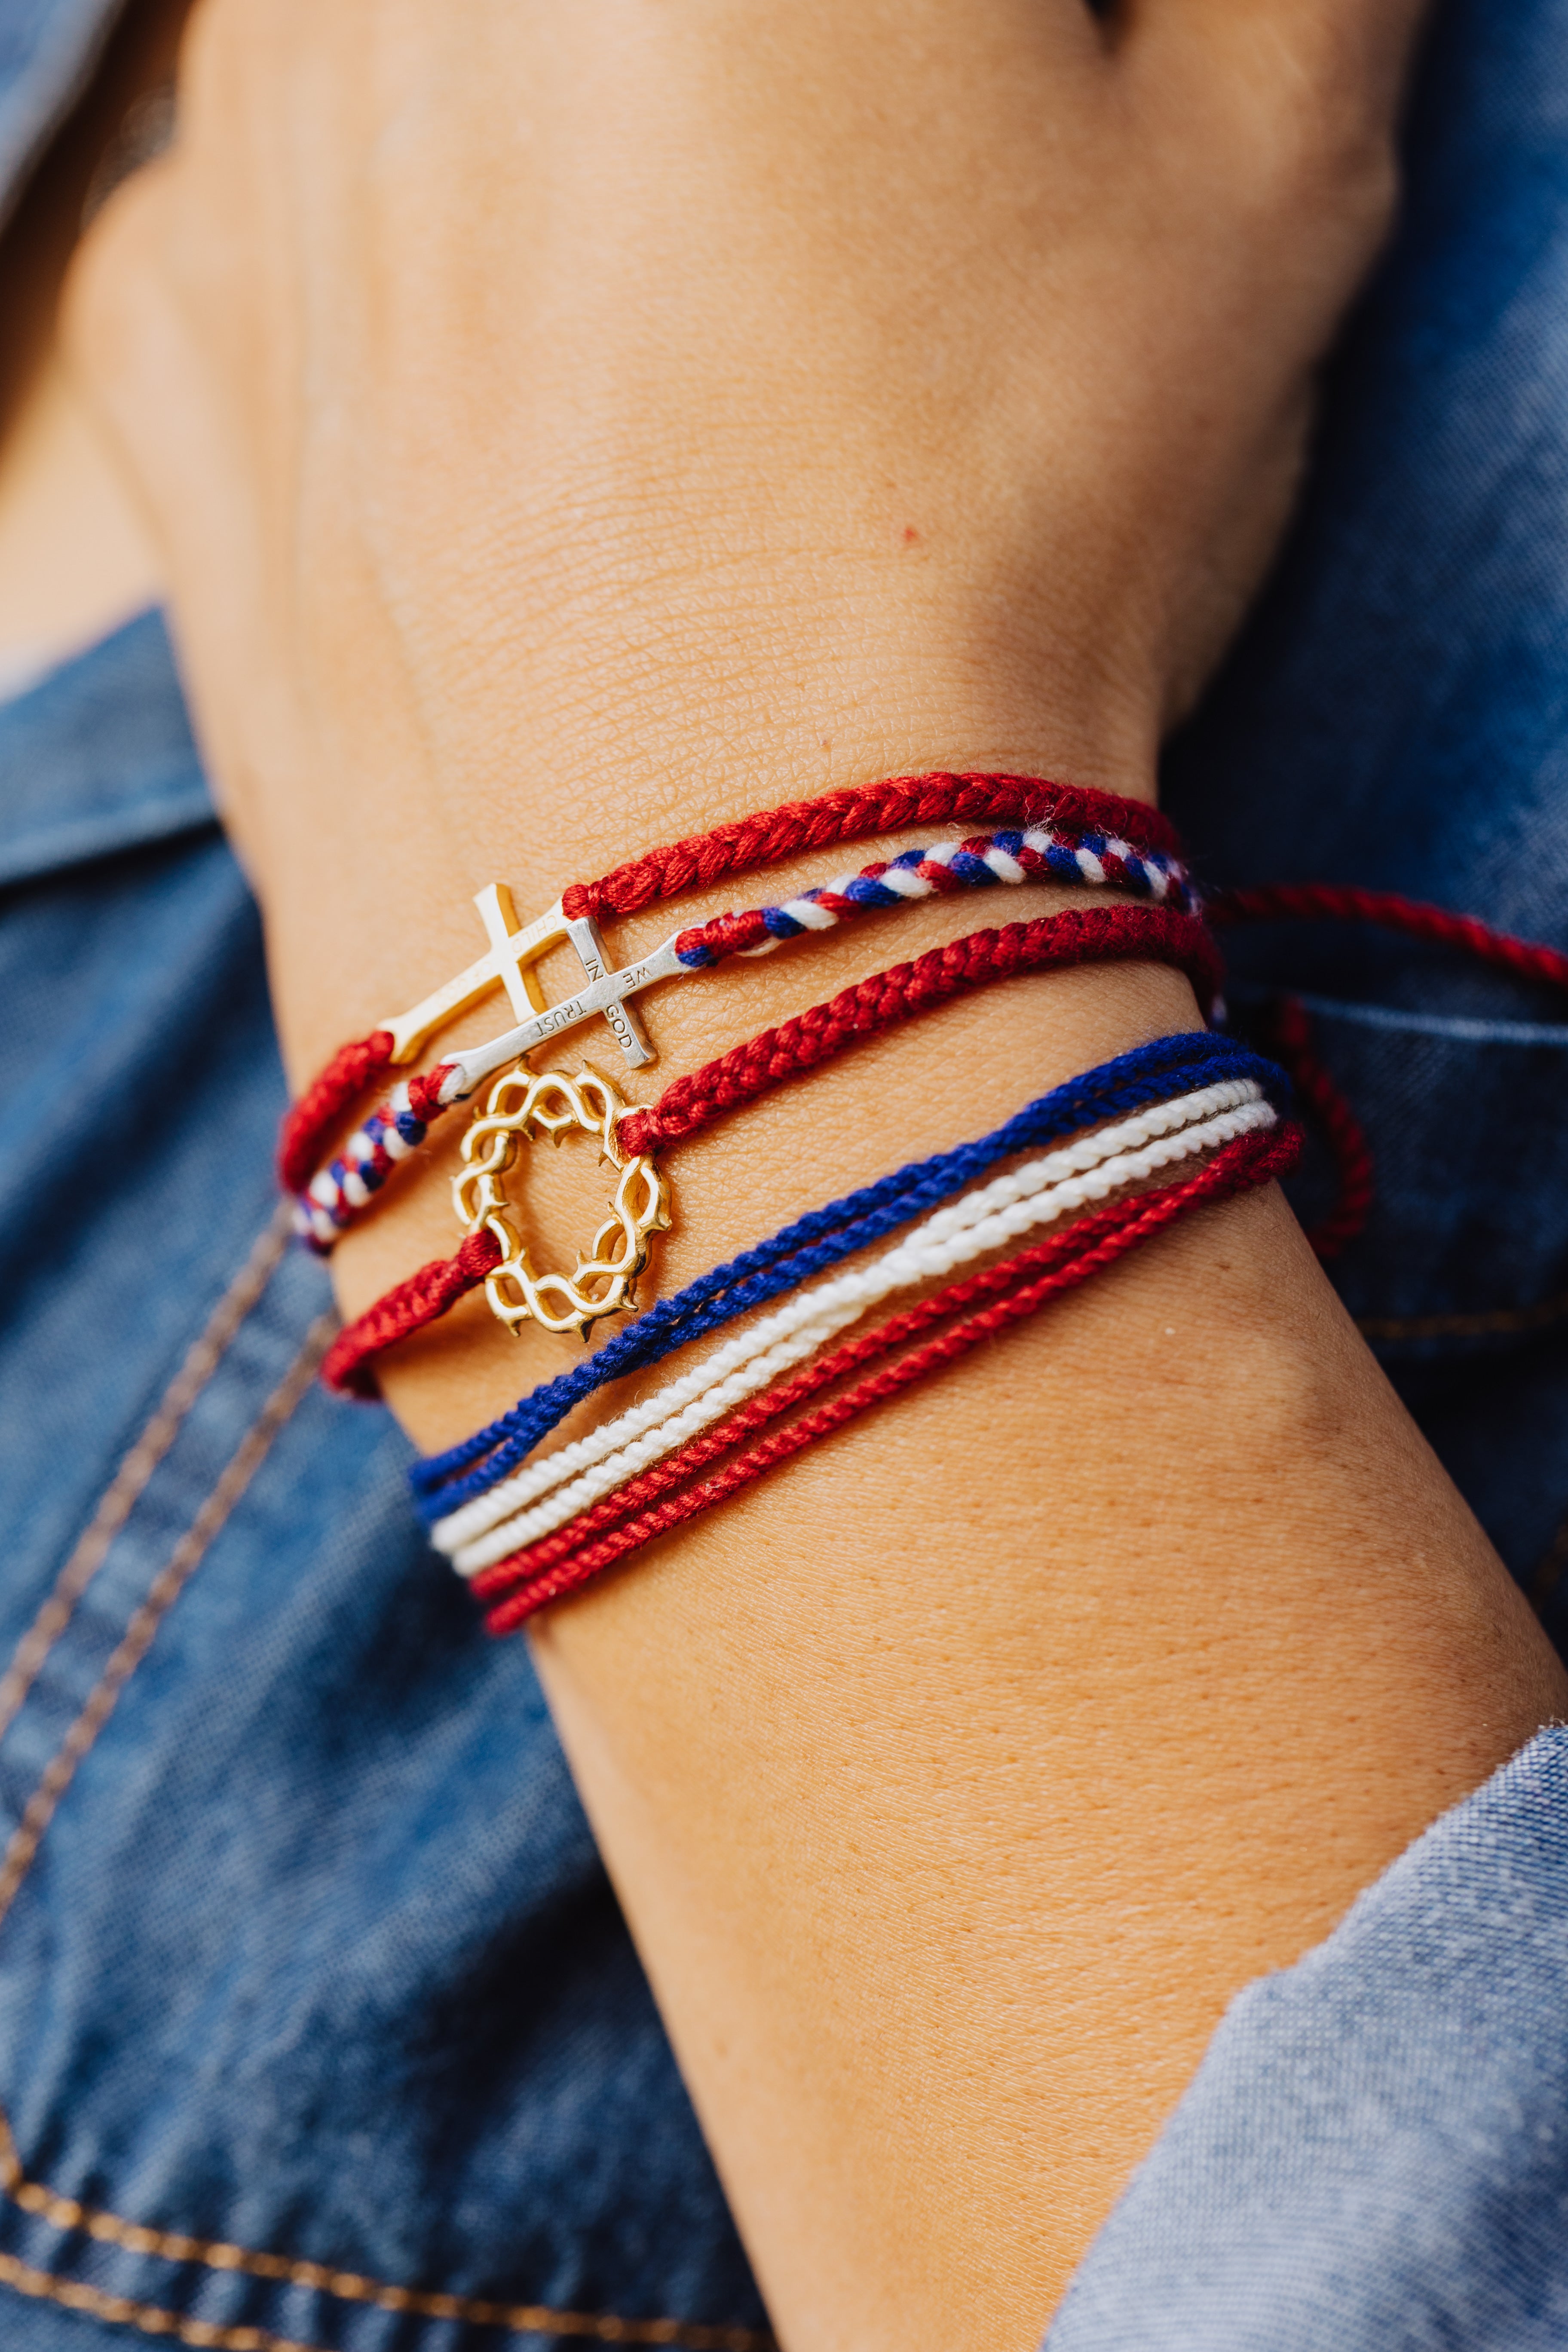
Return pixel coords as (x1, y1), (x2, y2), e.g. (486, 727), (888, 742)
(0, 607), (215, 888)
(0, 0), (126, 233)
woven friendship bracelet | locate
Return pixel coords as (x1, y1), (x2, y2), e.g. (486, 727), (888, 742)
(281, 772), (1178, 1191)
(672, 821), (1195, 968)
(389, 832), (1568, 1630)
(293, 810), (1196, 1250)
(473, 1121), (1302, 1632)
(435, 1082), (1280, 1577)
(325, 908), (1226, 1402)
(564, 774), (1184, 930)
(406, 1029), (1279, 1509)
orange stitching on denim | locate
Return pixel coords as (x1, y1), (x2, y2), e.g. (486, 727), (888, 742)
(0, 2243), (771, 2351)
(1358, 1289), (1568, 1343)
(0, 1204), (293, 1753)
(0, 2248), (315, 2350)
(0, 2103), (767, 2345)
(0, 1314), (334, 1938)
(0, 1310), (773, 2350)
(0, 2153), (766, 2346)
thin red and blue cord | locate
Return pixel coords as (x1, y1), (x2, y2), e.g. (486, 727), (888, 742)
(406, 1029), (1283, 1516)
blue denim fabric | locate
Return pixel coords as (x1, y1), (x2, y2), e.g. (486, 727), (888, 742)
(0, 0), (122, 231)
(1166, 0), (1568, 1631)
(1, 0), (1568, 2346)
(1046, 1726), (1568, 2352)
(0, 616), (767, 2349)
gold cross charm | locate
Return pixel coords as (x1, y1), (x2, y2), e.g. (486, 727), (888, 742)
(380, 885), (659, 1074)
(379, 885), (567, 1064)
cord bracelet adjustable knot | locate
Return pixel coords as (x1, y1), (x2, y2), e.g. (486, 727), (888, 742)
(279, 775), (1195, 1247)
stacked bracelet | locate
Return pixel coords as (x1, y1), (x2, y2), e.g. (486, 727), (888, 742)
(321, 902), (1222, 1393)
(277, 771), (1305, 1634)
(298, 824), (1195, 1250)
(435, 1075), (1282, 1579)
(407, 1034), (1298, 1627)
(283, 773), (1194, 1248)
(475, 1127), (1299, 1634)
(409, 1030), (1278, 1512)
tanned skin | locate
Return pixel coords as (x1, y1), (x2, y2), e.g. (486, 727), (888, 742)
(37, 3), (1568, 2343)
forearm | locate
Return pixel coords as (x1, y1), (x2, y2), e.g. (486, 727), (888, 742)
(328, 681), (1562, 2352)
(64, 4), (1567, 2343)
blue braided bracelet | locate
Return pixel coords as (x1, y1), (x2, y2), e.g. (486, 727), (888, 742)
(410, 1029), (1289, 1523)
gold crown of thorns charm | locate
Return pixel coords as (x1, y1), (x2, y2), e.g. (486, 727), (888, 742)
(454, 1065), (671, 1341)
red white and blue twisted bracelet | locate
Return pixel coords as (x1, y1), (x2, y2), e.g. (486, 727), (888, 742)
(321, 901), (1224, 1394)
(283, 773), (1191, 1246)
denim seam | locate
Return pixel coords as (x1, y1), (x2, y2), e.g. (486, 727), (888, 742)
(1357, 1289), (1568, 1343)
(0, 1311), (334, 1935)
(0, 2247), (317, 2352)
(0, 2245), (772, 2352)
(0, 1203), (294, 1755)
(0, 1290), (773, 2352)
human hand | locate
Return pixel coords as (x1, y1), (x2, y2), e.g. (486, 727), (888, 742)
(70, 19), (1554, 2352)
(68, 0), (1421, 1084)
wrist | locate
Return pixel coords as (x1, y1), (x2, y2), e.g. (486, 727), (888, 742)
(307, 759), (1191, 1456)
(254, 567), (1165, 1089)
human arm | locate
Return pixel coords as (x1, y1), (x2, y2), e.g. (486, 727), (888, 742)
(67, 4), (1568, 2345)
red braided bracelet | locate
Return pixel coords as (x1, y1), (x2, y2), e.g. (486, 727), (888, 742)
(616, 902), (1218, 1157)
(476, 1120), (1300, 1632)
(561, 772), (1181, 928)
(321, 900), (1220, 1395)
(280, 771), (1176, 1192)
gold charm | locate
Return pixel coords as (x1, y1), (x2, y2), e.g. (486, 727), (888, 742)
(454, 1066), (671, 1340)
(379, 885), (664, 1075)
(382, 885), (563, 1064)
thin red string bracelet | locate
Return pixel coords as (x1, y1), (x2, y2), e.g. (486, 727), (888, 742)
(470, 1118), (1295, 1596)
(279, 771), (1178, 1193)
(476, 1120), (1300, 1633)
(321, 899), (1220, 1395)
(1210, 884), (1568, 1257)
(1263, 996), (1375, 1259)
(1207, 883), (1568, 993)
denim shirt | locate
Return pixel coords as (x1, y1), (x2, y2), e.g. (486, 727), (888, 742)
(2, 3), (1568, 2350)
(0, 615), (769, 2349)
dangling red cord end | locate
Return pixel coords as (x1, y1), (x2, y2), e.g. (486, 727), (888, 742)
(1264, 995), (1373, 1259)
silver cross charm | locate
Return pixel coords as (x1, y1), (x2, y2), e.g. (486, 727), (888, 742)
(379, 888), (671, 1074)
(444, 920), (695, 1099)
